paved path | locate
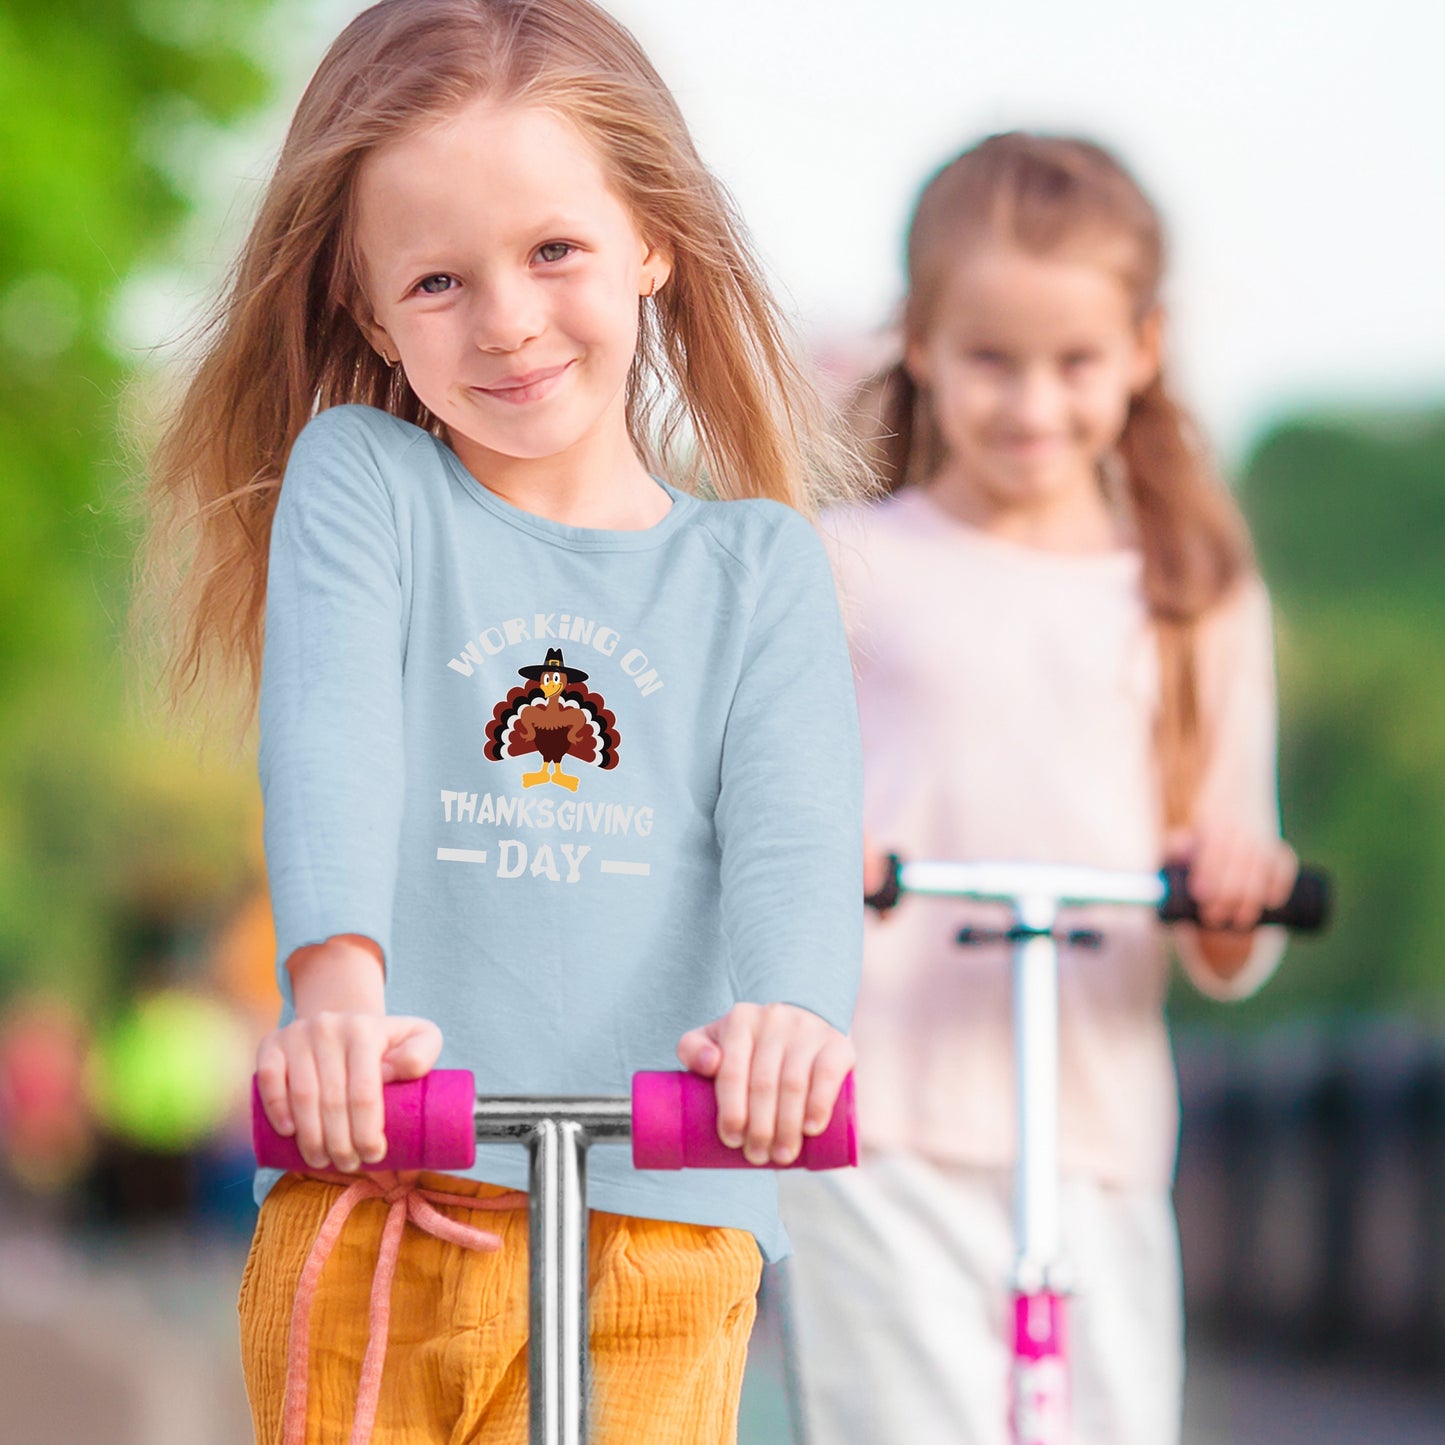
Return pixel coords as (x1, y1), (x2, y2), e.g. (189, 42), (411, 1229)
(1180, 1342), (1445, 1445)
(2, 1223), (1442, 1444)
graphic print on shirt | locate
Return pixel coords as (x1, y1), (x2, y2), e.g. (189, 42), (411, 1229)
(483, 647), (620, 792)
(441, 612), (664, 887)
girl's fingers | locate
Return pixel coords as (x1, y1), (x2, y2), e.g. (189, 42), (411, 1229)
(347, 1026), (388, 1166)
(283, 1044), (325, 1169)
(1198, 832), (1287, 931)
(1187, 825), (1299, 932)
(862, 849), (890, 897)
(769, 1029), (815, 1166)
(1192, 828), (1242, 929)
(313, 1018), (359, 1172)
(712, 1009), (757, 1152)
(745, 1011), (791, 1167)
(380, 1018), (444, 1084)
(259, 1014), (448, 1174)
(1184, 834), (1219, 916)
(1234, 841), (1284, 931)
(1267, 844), (1300, 911)
(690, 1005), (852, 1162)
(255, 1037), (294, 1136)
(676, 1024), (723, 1078)
(804, 1034), (856, 1137)
(1209, 837), (1255, 930)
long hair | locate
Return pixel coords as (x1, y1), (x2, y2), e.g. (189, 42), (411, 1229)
(861, 132), (1255, 827)
(143, 0), (867, 726)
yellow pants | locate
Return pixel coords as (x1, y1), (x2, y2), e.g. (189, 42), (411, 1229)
(239, 1172), (761, 1445)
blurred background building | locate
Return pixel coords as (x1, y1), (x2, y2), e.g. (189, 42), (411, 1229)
(0, 0), (1441, 1440)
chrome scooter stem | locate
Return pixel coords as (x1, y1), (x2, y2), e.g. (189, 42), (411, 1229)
(1013, 895), (1063, 1293)
(472, 1097), (633, 1445)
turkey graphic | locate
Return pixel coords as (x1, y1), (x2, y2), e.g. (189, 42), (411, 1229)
(483, 648), (621, 791)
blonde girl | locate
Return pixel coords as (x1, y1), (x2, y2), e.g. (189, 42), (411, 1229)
(146, 2), (867, 1441)
(778, 133), (1298, 1445)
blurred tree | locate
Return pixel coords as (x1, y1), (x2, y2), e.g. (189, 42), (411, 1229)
(0, 0), (274, 686)
(0, 1), (284, 1006)
(1172, 408), (1445, 1022)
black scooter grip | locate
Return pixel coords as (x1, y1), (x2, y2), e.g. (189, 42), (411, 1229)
(1160, 863), (1332, 932)
(863, 852), (903, 914)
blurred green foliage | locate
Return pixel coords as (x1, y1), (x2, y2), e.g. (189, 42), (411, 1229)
(1173, 408), (1445, 1024)
(0, 0), (282, 1008)
(0, 0), (1439, 1031)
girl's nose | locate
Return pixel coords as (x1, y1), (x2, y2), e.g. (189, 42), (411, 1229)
(470, 274), (544, 353)
(1004, 366), (1066, 429)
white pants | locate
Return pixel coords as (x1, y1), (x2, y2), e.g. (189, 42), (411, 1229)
(778, 1156), (1183, 1445)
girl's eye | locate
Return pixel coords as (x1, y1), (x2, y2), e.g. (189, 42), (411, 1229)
(1061, 351), (1099, 371)
(969, 349), (1007, 367)
(536, 242), (574, 264)
(416, 274), (455, 295)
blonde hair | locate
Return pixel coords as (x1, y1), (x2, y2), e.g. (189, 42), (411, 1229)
(861, 132), (1255, 827)
(144, 0), (866, 723)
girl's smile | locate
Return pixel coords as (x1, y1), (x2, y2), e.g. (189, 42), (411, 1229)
(993, 431), (1071, 457)
(472, 359), (577, 405)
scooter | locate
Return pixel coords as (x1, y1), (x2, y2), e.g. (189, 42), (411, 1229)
(864, 856), (1330, 1445)
(253, 1066), (857, 1445)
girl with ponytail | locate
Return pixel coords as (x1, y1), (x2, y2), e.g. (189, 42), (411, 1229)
(779, 133), (1298, 1445)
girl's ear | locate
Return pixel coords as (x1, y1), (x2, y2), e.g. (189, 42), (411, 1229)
(350, 303), (398, 366)
(903, 333), (931, 389)
(1132, 306), (1164, 394)
(640, 244), (674, 297)
(369, 333), (400, 367)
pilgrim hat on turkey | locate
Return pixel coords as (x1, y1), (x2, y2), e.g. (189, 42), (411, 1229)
(517, 648), (589, 683)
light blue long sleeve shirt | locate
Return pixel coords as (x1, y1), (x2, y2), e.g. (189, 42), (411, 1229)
(256, 404), (862, 1258)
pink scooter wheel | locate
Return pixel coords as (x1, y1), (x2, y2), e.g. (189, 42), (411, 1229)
(631, 1070), (857, 1170)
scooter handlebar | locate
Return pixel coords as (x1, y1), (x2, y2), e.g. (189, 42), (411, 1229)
(1159, 862), (1332, 932)
(630, 1069), (856, 1170)
(869, 853), (1333, 933)
(250, 1069), (480, 1174)
(251, 1068), (858, 1173)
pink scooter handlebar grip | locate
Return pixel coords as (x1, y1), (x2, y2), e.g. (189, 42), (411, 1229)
(250, 1069), (478, 1172)
(631, 1070), (857, 1170)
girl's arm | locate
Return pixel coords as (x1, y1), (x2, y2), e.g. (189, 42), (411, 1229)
(256, 408), (437, 1168)
(679, 507), (864, 1163)
(1171, 577), (1297, 998)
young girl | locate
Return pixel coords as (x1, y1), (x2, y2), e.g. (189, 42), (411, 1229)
(778, 133), (1299, 1445)
(145, 2), (866, 1441)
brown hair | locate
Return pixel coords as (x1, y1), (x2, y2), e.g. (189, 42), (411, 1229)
(861, 132), (1255, 827)
(143, 0), (866, 727)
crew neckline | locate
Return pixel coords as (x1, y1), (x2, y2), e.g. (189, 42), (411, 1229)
(897, 486), (1141, 572)
(433, 435), (696, 552)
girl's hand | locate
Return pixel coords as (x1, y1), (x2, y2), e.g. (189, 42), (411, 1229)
(676, 1003), (855, 1167)
(254, 1012), (443, 1173)
(1165, 824), (1298, 933)
(862, 827), (891, 898)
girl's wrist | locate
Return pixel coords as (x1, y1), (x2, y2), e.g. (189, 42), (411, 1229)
(287, 933), (386, 1017)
